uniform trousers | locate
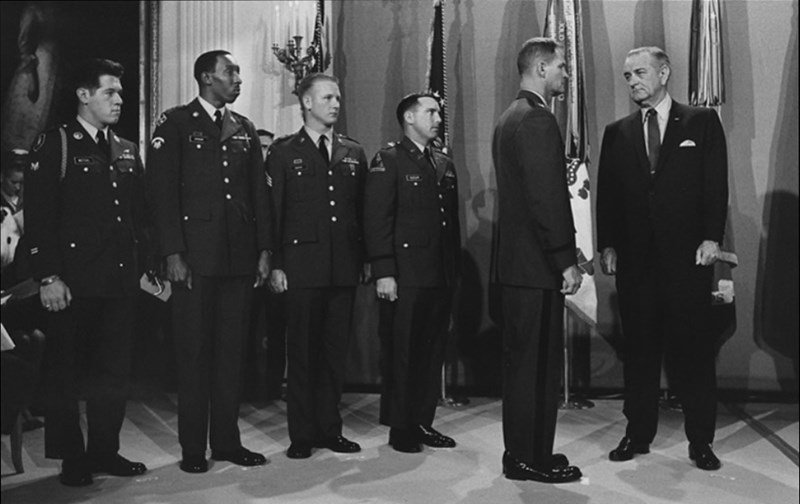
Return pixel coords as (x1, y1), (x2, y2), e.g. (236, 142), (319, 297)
(501, 286), (563, 467)
(617, 247), (717, 445)
(43, 296), (135, 460)
(172, 275), (252, 456)
(285, 287), (354, 443)
(378, 286), (451, 429)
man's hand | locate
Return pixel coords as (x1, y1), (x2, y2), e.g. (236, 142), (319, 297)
(376, 276), (398, 302)
(166, 253), (192, 289)
(40, 278), (72, 312)
(269, 269), (288, 293)
(695, 240), (720, 266)
(254, 250), (271, 287)
(600, 247), (617, 275)
(561, 265), (583, 295)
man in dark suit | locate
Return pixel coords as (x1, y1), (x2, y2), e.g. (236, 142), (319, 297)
(25, 58), (148, 486)
(266, 73), (366, 459)
(363, 93), (461, 453)
(147, 50), (271, 473)
(491, 38), (583, 484)
(597, 46), (728, 471)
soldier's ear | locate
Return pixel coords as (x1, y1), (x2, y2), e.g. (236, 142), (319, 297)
(76, 87), (90, 104)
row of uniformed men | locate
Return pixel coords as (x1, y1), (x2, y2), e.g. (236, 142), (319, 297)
(24, 52), (461, 486)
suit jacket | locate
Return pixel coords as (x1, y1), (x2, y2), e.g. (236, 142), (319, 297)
(491, 90), (576, 290)
(596, 101), (728, 285)
(25, 119), (146, 297)
(266, 128), (367, 288)
(363, 136), (461, 288)
(146, 98), (271, 277)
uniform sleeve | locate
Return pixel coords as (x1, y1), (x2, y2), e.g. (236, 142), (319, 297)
(265, 143), (287, 269)
(363, 151), (398, 279)
(595, 124), (622, 252)
(701, 109), (728, 243)
(146, 114), (185, 258)
(246, 120), (272, 252)
(24, 131), (63, 280)
(514, 111), (576, 273)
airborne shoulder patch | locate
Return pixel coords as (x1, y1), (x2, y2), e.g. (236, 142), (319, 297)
(151, 136), (165, 150)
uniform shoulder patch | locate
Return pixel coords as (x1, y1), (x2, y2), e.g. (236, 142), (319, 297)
(151, 136), (165, 150)
(369, 152), (386, 173)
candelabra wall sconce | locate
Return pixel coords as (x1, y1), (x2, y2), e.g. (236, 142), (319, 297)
(272, 35), (322, 95)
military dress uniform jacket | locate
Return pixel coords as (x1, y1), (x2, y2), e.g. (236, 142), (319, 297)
(491, 90), (576, 290)
(25, 120), (146, 298)
(147, 98), (271, 276)
(266, 129), (367, 288)
(364, 137), (461, 288)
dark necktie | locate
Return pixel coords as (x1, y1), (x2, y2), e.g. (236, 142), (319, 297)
(646, 108), (660, 174)
(318, 135), (329, 165)
(214, 109), (223, 130)
(96, 130), (110, 159)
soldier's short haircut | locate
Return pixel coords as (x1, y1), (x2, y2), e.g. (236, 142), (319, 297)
(517, 37), (562, 76)
(296, 73), (339, 101)
(627, 46), (671, 70)
(73, 58), (124, 92)
(193, 50), (232, 84)
(395, 92), (439, 126)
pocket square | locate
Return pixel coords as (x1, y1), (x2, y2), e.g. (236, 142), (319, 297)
(679, 139), (697, 147)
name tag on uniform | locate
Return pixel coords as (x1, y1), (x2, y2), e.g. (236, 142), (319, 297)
(293, 158), (303, 165)
(74, 156), (96, 164)
(405, 174), (422, 182)
(189, 132), (208, 143)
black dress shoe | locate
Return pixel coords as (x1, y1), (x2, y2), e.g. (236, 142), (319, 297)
(316, 435), (361, 453)
(287, 443), (313, 459)
(413, 425), (456, 448)
(389, 428), (422, 453)
(609, 437), (650, 461)
(689, 443), (721, 471)
(551, 453), (569, 469)
(89, 454), (147, 476)
(180, 454), (208, 473)
(211, 447), (267, 466)
(502, 451), (582, 483)
(60, 458), (93, 487)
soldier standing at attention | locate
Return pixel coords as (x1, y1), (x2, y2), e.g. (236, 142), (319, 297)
(363, 93), (461, 453)
(147, 50), (271, 474)
(266, 73), (367, 459)
(25, 58), (148, 486)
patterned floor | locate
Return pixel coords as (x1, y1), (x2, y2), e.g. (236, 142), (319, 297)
(2, 394), (798, 504)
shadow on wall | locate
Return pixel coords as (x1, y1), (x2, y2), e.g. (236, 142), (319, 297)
(757, 2), (799, 393)
(493, 0), (538, 126)
(334, 1), (348, 134)
(457, 190), (502, 396)
(631, 0), (665, 116)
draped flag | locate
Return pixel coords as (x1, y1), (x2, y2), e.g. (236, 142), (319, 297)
(426, 0), (449, 149)
(689, 0), (724, 106)
(689, 0), (736, 304)
(544, 0), (596, 325)
(311, 0), (331, 73)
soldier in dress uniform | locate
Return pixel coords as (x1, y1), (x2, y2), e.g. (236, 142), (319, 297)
(266, 73), (367, 459)
(25, 58), (148, 486)
(363, 92), (461, 453)
(146, 50), (271, 474)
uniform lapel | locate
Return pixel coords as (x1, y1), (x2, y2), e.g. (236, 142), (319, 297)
(70, 120), (104, 161)
(653, 102), (685, 177)
(108, 130), (125, 162)
(330, 133), (348, 167)
(220, 109), (243, 143)
(187, 98), (219, 141)
(399, 136), (432, 174)
(295, 128), (323, 167)
(625, 111), (650, 177)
